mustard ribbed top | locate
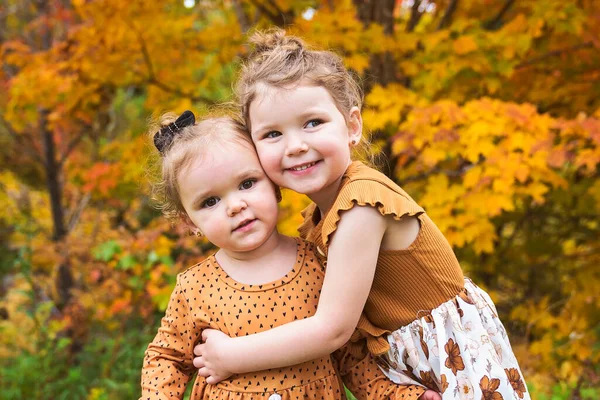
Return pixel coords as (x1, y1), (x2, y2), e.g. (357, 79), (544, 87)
(298, 162), (465, 355)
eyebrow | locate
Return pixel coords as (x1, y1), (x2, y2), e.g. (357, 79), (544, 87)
(234, 168), (264, 181)
(189, 168), (264, 209)
(190, 192), (210, 210)
(252, 122), (277, 136)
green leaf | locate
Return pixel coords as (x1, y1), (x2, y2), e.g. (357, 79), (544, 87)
(92, 240), (122, 262)
(146, 251), (159, 266)
(127, 276), (144, 290)
(159, 255), (174, 268)
(117, 254), (137, 270)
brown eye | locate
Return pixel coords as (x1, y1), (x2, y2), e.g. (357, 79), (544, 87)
(240, 179), (256, 190)
(202, 197), (218, 208)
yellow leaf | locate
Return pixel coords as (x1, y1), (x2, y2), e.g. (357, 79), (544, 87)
(155, 235), (174, 257)
(514, 164), (530, 183)
(562, 239), (576, 255)
(453, 36), (478, 55)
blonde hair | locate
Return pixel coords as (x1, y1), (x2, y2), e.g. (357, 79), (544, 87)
(148, 112), (252, 222)
(235, 28), (374, 163)
(236, 28), (364, 129)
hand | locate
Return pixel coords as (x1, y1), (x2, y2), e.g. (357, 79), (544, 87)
(193, 329), (234, 384)
(419, 389), (441, 400)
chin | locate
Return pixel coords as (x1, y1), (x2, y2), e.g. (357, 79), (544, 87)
(292, 182), (325, 195)
(236, 236), (270, 251)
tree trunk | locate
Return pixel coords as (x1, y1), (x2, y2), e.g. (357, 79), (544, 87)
(36, 0), (67, 242)
(352, 0), (399, 178)
(35, 0), (74, 308)
(39, 110), (67, 241)
(353, 0), (397, 88)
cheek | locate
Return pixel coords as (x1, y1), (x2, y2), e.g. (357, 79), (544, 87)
(323, 140), (351, 160)
(256, 148), (280, 174)
(199, 215), (222, 234)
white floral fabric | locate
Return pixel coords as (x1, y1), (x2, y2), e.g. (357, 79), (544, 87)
(379, 278), (530, 400)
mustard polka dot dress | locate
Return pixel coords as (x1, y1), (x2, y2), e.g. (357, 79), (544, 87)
(141, 238), (425, 400)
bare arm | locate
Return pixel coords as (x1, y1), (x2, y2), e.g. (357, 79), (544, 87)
(195, 206), (387, 379)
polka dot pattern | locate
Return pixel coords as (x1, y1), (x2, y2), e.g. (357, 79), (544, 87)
(141, 238), (426, 399)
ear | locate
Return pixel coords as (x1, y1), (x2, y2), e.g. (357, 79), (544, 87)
(347, 106), (363, 146)
(180, 213), (198, 230)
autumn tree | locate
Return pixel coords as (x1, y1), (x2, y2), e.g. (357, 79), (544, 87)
(0, 0), (598, 398)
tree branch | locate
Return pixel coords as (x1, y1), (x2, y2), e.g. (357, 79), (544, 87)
(232, 0), (251, 33)
(266, 0), (285, 16)
(437, 0), (459, 30)
(406, 0), (423, 33)
(0, 115), (44, 162)
(483, 0), (516, 31)
(248, 0), (287, 25)
(67, 192), (91, 233)
(58, 131), (86, 167)
(248, 0), (278, 22)
(146, 77), (216, 104)
(516, 42), (594, 69)
(132, 25), (216, 104)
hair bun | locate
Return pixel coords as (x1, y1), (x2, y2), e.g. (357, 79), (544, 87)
(249, 28), (306, 59)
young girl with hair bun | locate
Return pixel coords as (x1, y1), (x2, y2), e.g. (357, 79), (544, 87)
(140, 110), (438, 399)
(193, 29), (530, 400)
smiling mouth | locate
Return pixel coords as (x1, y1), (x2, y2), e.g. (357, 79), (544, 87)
(287, 161), (318, 171)
(234, 219), (256, 231)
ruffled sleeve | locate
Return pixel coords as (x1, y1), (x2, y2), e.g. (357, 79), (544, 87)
(298, 203), (318, 240)
(321, 177), (424, 247)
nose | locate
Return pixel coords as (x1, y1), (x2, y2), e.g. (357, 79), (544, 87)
(227, 195), (247, 217)
(285, 133), (308, 157)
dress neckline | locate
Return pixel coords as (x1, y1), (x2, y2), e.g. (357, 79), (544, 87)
(209, 237), (306, 292)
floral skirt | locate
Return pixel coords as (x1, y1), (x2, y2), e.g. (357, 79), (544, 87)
(379, 278), (530, 400)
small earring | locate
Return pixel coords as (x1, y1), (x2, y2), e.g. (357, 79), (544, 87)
(351, 139), (357, 145)
(189, 229), (203, 237)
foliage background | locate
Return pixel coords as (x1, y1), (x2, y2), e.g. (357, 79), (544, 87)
(0, 0), (598, 399)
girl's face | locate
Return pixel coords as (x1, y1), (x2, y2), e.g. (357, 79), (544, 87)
(249, 83), (362, 208)
(178, 140), (280, 256)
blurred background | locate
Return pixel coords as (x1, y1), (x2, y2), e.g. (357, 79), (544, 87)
(0, 0), (598, 399)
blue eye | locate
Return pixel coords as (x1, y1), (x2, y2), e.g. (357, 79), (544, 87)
(264, 131), (282, 139)
(201, 197), (218, 208)
(305, 119), (323, 128)
(240, 179), (256, 190)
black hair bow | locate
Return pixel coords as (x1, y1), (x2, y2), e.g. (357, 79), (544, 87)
(154, 110), (196, 154)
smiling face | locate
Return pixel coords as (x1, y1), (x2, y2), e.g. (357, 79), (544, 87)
(178, 139), (280, 256)
(249, 83), (362, 209)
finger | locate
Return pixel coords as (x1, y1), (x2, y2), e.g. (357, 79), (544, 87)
(192, 356), (204, 369)
(193, 343), (203, 356)
(205, 375), (218, 385)
(210, 374), (227, 384)
(202, 328), (219, 341)
(422, 390), (441, 400)
(197, 367), (211, 378)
